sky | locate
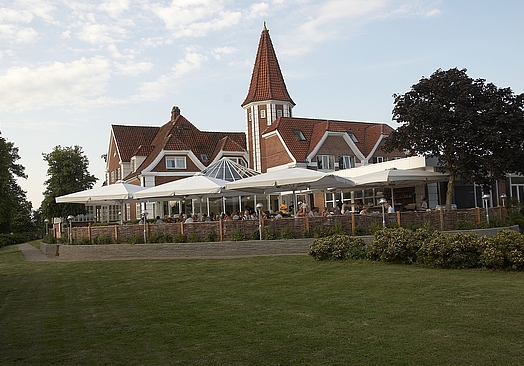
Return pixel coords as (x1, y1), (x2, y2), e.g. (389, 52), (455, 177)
(1, 0), (524, 209)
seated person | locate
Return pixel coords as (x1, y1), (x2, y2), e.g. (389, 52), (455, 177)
(155, 216), (164, 224)
(279, 201), (288, 213)
(360, 206), (370, 215)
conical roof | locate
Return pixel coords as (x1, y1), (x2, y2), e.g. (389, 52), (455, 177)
(241, 23), (295, 107)
(200, 158), (260, 182)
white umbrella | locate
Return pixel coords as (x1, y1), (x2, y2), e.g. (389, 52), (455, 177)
(349, 169), (448, 209)
(55, 182), (146, 223)
(351, 169), (448, 188)
(224, 167), (354, 212)
(133, 175), (230, 200)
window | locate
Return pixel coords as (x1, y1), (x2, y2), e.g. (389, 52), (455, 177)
(316, 155), (335, 171)
(248, 112), (252, 121)
(131, 158), (136, 172)
(338, 155), (355, 169)
(346, 132), (358, 143)
(110, 170), (115, 183)
(372, 156), (388, 164)
(201, 154), (209, 162)
(277, 110), (282, 117)
(294, 130), (306, 141)
(116, 168), (120, 180)
(166, 157), (186, 169)
(227, 157), (247, 167)
(260, 110), (266, 118)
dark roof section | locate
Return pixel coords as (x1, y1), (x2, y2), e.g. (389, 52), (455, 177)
(112, 125), (159, 161)
(262, 117), (394, 162)
(241, 24), (295, 107)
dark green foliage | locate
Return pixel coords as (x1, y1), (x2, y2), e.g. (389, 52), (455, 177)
(205, 231), (217, 242)
(385, 68), (524, 207)
(309, 234), (367, 261)
(0, 233), (34, 248)
(279, 226), (295, 239)
(76, 237), (91, 245)
(367, 222), (383, 235)
(149, 233), (172, 243)
(126, 234), (144, 244)
(0, 134), (33, 234)
(263, 227), (278, 240)
(187, 233), (202, 243)
(302, 228), (312, 238)
(455, 219), (476, 230)
(331, 221), (346, 235)
(92, 235), (113, 245)
(251, 229), (260, 240)
(172, 234), (187, 243)
(479, 230), (524, 270)
(42, 234), (56, 244)
(418, 232), (481, 269)
(312, 225), (331, 238)
(230, 229), (245, 241)
(368, 227), (425, 264)
(353, 225), (365, 236)
(41, 145), (97, 220)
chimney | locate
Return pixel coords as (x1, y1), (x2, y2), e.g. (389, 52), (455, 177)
(171, 106), (180, 121)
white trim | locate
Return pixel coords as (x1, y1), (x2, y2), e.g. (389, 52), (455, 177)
(262, 130), (297, 165)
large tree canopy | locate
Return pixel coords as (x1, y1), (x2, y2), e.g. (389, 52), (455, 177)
(41, 145), (98, 219)
(384, 68), (524, 209)
(0, 133), (33, 234)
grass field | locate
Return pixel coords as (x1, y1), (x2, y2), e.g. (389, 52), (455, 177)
(1, 243), (524, 365)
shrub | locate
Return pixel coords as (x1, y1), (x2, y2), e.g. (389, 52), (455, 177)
(331, 221), (346, 235)
(302, 228), (312, 238)
(479, 229), (524, 270)
(76, 237), (91, 245)
(172, 234), (187, 243)
(309, 234), (366, 261)
(42, 234), (56, 244)
(367, 222), (383, 236)
(367, 227), (422, 264)
(417, 232), (481, 269)
(263, 227), (278, 240)
(455, 219), (475, 230)
(92, 235), (113, 245)
(313, 225), (331, 238)
(126, 234), (144, 244)
(353, 225), (365, 236)
(251, 229), (260, 240)
(279, 226), (295, 239)
(230, 229), (245, 241)
(149, 233), (173, 243)
(205, 231), (217, 242)
(187, 233), (202, 243)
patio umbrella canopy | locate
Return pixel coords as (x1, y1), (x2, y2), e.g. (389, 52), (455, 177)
(132, 175), (231, 200)
(224, 167), (355, 194)
(55, 181), (146, 204)
(350, 169), (448, 188)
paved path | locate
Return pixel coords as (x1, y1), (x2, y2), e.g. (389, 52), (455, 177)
(18, 239), (314, 262)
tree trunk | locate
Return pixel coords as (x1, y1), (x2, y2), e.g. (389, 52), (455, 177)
(445, 172), (455, 210)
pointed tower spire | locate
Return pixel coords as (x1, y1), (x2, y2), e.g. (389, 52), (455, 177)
(242, 25), (295, 107)
(242, 24), (295, 172)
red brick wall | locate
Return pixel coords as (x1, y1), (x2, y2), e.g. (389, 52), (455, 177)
(262, 134), (293, 171)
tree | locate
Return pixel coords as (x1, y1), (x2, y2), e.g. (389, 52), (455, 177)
(384, 68), (524, 209)
(0, 133), (33, 234)
(41, 145), (98, 219)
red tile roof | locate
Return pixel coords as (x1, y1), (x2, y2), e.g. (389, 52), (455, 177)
(262, 117), (393, 162)
(114, 111), (246, 180)
(112, 125), (159, 161)
(241, 24), (295, 107)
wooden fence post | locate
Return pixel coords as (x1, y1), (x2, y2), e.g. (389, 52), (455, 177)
(305, 215), (309, 234)
(439, 209), (444, 231)
(88, 223), (92, 242)
(114, 225), (118, 243)
(351, 213), (355, 235)
(396, 211), (401, 228)
(476, 207), (481, 226)
(219, 219), (223, 241)
(180, 221), (184, 235)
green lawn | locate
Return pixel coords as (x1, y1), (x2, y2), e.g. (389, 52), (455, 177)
(1, 244), (524, 365)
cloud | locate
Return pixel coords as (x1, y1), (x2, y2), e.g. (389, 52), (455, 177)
(98, 0), (130, 18)
(278, 0), (442, 57)
(136, 50), (207, 100)
(0, 24), (38, 43)
(148, 0), (242, 38)
(77, 22), (128, 44)
(115, 60), (154, 76)
(0, 57), (113, 112)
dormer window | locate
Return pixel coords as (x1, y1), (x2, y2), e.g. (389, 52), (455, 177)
(347, 132), (358, 143)
(294, 130), (306, 141)
(201, 154), (209, 162)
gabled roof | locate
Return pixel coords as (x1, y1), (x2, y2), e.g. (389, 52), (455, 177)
(112, 125), (159, 161)
(116, 110), (247, 180)
(241, 24), (295, 107)
(262, 117), (394, 162)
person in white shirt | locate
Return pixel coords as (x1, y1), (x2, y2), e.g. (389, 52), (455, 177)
(385, 201), (395, 213)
